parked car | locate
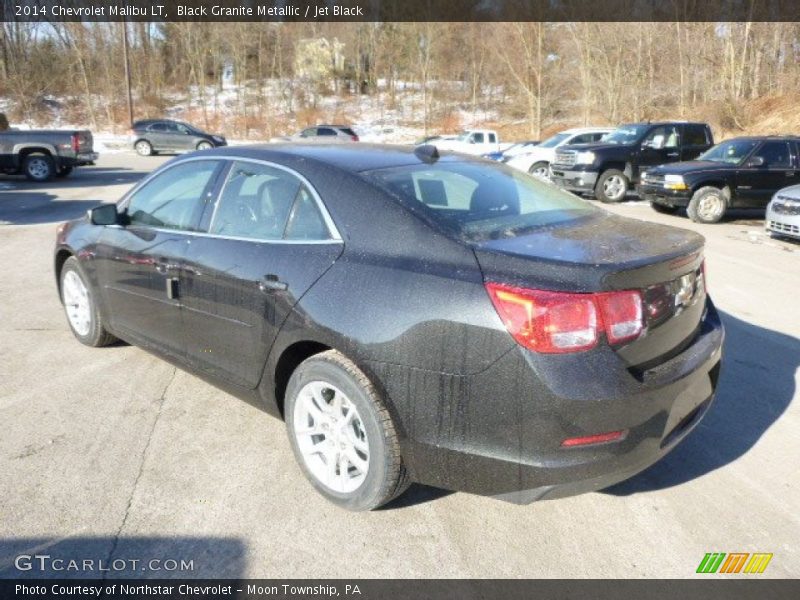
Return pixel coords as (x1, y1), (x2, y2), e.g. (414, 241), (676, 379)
(279, 125), (360, 143)
(130, 119), (227, 156)
(639, 136), (800, 223)
(55, 144), (723, 511)
(766, 184), (800, 240)
(483, 140), (539, 162)
(0, 126), (97, 181)
(432, 129), (501, 155)
(507, 128), (612, 177)
(550, 122), (714, 202)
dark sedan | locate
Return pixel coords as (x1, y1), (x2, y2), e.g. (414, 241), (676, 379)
(130, 119), (227, 156)
(54, 144), (724, 511)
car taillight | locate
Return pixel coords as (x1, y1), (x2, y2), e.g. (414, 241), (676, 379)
(351, 135), (359, 142)
(485, 283), (644, 354)
(71, 133), (80, 153)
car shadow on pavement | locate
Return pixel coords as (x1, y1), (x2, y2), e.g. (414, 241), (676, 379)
(605, 309), (797, 496)
(0, 536), (246, 578)
(0, 192), (102, 226)
(380, 483), (455, 510)
(0, 167), (146, 189)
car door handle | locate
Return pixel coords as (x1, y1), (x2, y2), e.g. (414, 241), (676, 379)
(155, 259), (175, 274)
(258, 275), (288, 293)
(787, 171), (796, 177)
(666, 152), (679, 158)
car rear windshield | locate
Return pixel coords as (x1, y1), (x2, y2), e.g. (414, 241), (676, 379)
(340, 127), (357, 137)
(365, 161), (597, 242)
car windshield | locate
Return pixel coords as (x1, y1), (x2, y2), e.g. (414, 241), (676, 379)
(365, 161), (598, 242)
(698, 139), (759, 164)
(537, 133), (570, 148)
(603, 124), (649, 145)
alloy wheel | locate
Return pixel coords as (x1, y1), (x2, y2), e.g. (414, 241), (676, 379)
(603, 175), (626, 200)
(27, 157), (51, 180)
(292, 381), (370, 494)
(62, 270), (91, 337)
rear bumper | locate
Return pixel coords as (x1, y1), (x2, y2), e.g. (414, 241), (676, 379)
(639, 183), (692, 207)
(64, 152), (98, 167)
(372, 299), (724, 503)
(549, 167), (598, 193)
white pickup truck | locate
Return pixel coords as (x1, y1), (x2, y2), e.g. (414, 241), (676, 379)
(427, 129), (501, 156)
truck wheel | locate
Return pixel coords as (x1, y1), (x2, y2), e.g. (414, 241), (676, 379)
(23, 153), (55, 182)
(650, 202), (679, 215)
(135, 140), (153, 156)
(687, 186), (727, 223)
(528, 161), (550, 179)
(55, 165), (73, 178)
(285, 350), (410, 511)
(595, 169), (629, 203)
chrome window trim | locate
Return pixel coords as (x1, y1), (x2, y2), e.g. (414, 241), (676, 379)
(116, 155), (343, 244)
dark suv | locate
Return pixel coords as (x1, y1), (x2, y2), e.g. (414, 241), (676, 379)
(550, 122), (714, 203)
(130, 119), (227, 156)
(639, 136), (800, 223)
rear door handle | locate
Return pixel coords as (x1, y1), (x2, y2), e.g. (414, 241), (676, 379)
(258, 274), (288, 293)
(787, 171), (796, 177)
(666, 152), (679, 158)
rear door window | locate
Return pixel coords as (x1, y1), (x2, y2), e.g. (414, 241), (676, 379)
(318, 128), (337, 137)
(683, 125), (709, 146)
(756, 142), (792, 169)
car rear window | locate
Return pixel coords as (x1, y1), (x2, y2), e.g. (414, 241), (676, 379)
(365, 161), (597, 242)
(340, 128), (357, 137)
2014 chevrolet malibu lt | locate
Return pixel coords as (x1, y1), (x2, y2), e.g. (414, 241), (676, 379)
(54, 144), (724, 510)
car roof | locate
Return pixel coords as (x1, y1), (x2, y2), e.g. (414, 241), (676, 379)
(562, 127), (613, 134)
(723, 135), (800, 141)
(196, 143), (481, 173)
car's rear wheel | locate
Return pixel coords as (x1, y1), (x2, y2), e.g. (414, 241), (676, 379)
(595, 169), (629, 203)
(196, 141), (213, 151)
(285, 350), (410, 511)
(135, 140), (153, 156)
(528, 161), (550, 179)
(60, 257), (117, 347)
(687, 186), (727, 223)
(23, 153), (55, 182)
(650, 202), (679, 214)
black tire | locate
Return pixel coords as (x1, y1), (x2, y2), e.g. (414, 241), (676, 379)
(595, 169), (629, 203)
(22, 153), (55, 182)
(196, 141), (213, 151)
(650, 201), (679, 214)
(55, 165), (73, 178)
(687, 186), (727, 224)
(134, 140), (153, 156)
(285, 350), (410, 511)
(528, 161), (550, 178)
(60, 256), (117, 347)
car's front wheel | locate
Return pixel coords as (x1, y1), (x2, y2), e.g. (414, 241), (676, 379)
(285, 350), (410, 511)
(595, 169), (629, 203)
(60, 257), (117, 347)
(528, 161), (550, 179)
(687, 186), (727, 223)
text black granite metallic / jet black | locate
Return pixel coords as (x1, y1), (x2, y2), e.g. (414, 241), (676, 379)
(55, 144), (724, 510)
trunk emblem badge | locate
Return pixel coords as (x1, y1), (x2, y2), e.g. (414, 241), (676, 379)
(675, 273), (696, 308)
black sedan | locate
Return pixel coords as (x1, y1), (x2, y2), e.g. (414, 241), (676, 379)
(130, 119), (227, 156)
(55, 144), (724, 510)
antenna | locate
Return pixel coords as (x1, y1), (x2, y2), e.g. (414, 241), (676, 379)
(415, 144), (440, 164)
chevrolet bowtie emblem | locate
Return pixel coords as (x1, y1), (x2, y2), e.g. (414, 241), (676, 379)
(675, 273), (696, 308)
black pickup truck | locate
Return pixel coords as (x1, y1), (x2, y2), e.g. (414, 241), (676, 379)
(0, 123), (98, 181)
(550, 121), (714, 203)
(639, 136), (800, 223)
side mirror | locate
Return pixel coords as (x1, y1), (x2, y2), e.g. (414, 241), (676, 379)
(88, 204), (120, 226)
(748, 156), (765, 168)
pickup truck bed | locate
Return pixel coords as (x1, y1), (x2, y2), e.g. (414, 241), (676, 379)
(0, 129), (98, 181)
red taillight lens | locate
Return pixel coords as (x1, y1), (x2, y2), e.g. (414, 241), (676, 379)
(71, 133), (80, 153)
(485, 283), (644, 354)
(351, 135), (359, 142)
(596, 290), (642, 344)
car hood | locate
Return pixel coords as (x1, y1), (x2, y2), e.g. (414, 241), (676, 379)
(646, 161), (736, 175)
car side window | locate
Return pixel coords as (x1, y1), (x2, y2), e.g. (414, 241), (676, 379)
(756, 142), (792, 168)
(126, 161), (218, 231)
(683, 125), (708, 146)
(318, 128), (337, 137)
(300, 128), (316, 138)
(149, 123), (166, 132)
(473, 133), (485, 144)
(209, 161), (329, 241)
(488, 133), (497, 143)
(284, 187), (331, 240)
(572, 133), (596, 144)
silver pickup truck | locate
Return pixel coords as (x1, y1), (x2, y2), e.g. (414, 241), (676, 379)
(0, 128), (98, 182)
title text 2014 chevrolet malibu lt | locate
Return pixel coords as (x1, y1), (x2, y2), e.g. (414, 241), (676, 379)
(55, 144), (724, 510)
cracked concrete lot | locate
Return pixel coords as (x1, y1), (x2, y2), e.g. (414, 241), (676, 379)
(0, 153), (798, 578)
